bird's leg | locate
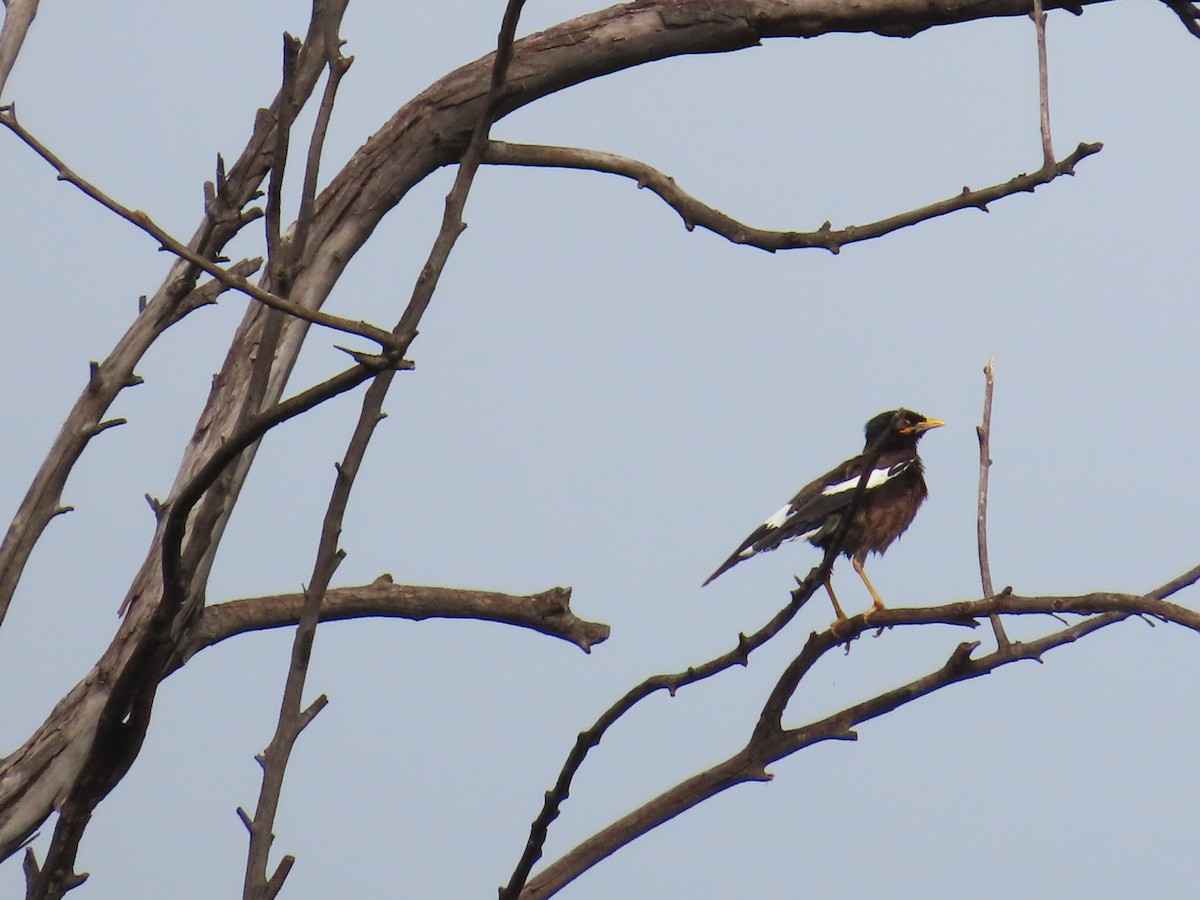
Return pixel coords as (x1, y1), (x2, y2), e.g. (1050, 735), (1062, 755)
(824, 577), (848, 621)
(853, 557), (887, 615)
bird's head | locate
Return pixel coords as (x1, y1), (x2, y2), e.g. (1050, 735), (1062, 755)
(864, 409), (945, 450)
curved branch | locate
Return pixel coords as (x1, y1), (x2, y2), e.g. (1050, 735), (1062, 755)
(174, 579), (607, 668)
(483, 140), (1102, 253)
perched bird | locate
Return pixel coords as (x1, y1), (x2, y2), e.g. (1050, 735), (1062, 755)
(703, 409), (944, 618)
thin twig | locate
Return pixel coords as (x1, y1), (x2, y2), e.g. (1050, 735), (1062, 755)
(976, 358), (1009, 648)
(393, 0), (527, 341)
(241, 384), (379, 900)
(293, 51), (352, 260)
(0, 104), (398, 351)
(483, 140), (1102, 254)
(265, 34), (302, 268)
(0, 0), (39, 99)
(160, 358), (407, 614)
(1031, 0), (1055, 165)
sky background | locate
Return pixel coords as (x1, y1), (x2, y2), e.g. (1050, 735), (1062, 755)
(2, 1), (1199, 897)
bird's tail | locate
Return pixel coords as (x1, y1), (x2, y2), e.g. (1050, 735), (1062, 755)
(701, 552), (744, 587)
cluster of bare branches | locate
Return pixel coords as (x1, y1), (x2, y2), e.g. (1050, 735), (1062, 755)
(1, 0), (1198, 898)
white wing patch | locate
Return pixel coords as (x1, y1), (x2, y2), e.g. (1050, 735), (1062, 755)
(820, 461), (911, 497)
(762, 504), (794, 529)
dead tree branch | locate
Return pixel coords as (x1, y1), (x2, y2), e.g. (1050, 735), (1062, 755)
(976, 357), (1009, 648)
(0, 105), (397, 351)
(0, 0), (38, 99)
(173, 580), (606, 668)
(500, 415), (917, 899)
(0, 0), (1134, 874)
(521, 567), (1200, 899)
(242, 4), (529, 893)
(1032, 0), (1055, 165)
(0, 1), (352, 637)
(483, 140), (1102, 254)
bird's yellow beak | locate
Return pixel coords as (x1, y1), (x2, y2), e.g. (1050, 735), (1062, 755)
(901, 417), (945, 435)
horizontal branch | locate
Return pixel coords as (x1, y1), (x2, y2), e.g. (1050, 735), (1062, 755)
(484, 140), (1103, 253)
(172, 577), (608, 669)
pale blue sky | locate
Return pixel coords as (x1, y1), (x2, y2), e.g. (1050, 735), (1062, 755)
(2, 2), (1198, 897)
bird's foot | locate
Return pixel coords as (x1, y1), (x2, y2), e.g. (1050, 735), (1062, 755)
(862, 599), (887, 624)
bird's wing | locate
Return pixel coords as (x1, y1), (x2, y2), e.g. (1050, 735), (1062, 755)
(702, 455), (917, 585)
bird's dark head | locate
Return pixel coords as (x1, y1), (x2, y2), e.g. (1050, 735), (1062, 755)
(864, 409), (945, 450)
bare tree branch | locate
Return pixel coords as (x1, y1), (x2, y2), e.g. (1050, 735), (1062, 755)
(0, 0), (1135, 873)
(2, 30), (363, 882)
(293, 50), (353, 262)
(976, 357), (1009, 648)
(522, 570), (1200, 898)
(0, 105), (398, 351)
(483, 139), (1102, 254)
(0, 0), (38, 99)
(242, 4), (529, 893)
(0, 2), (350, 637)
(173, 580), (607, 668)
(243, 344), (369, 899)
(1031, 0), (1055, 165)
(499, 581), (816, 900)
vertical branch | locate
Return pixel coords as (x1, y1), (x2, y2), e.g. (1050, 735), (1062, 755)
(976, 358), (1009, 649)
(293, 51), (353, 259)
(240, 3), (529, 893)
(239, 378), (383, 900)
(265, 34), (302, 273)
(0, 0), (39, 99)
(1031, 0), (1055, 166)
(394, 0), (527, 341)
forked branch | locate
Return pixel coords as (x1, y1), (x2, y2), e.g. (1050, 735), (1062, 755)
(522, 566), (1200, 899)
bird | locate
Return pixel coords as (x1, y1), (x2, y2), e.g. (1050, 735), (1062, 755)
(702, 409), (944, 619)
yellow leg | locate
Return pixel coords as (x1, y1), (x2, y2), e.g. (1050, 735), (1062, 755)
(824, 577), (847, 621)
(853, 557), (887, 613)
